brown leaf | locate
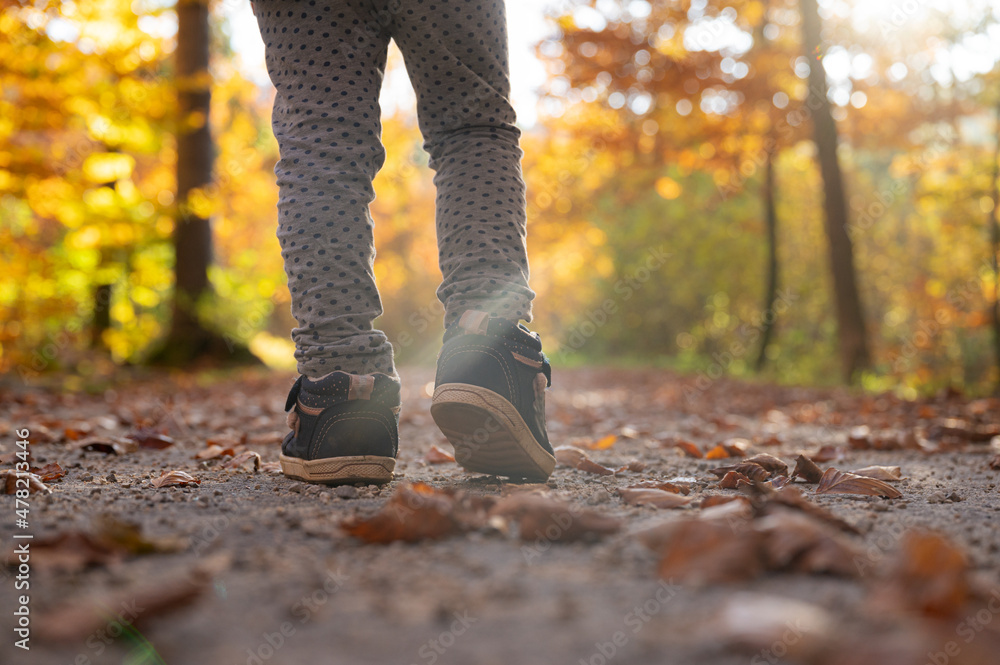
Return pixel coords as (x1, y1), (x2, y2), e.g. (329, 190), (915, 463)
(29, 462), (66, 482)
(261, 461), (282, 473)
(10, 532), (122, 573)
(553, 445), (587, 467)
(222, 451), (261, 472)
(619, 488), (691, 509)
(491, 494), (620, 543)
(652, 519), (764, 585)
(816, 468), (902, 499)
(67, 436), (137, 455)
(851, 465), (902, 481)
(1, 470), (50, 495)
(579, 458), (616, 476)
(792, 454), (824, 483)
(756, 508), (863, 577)
(150, 470), (200, 488)
(706, 438), (748, 459)
(847, 425), (871, 449)
(764, 486), (861, 535)
(665, 439), (703, 458)
(125, 427), (176, 449)
(743, 453), (788, 476)
(990, 454), (1000, 470)
(36, 567), (209, 643)
(341, 483), (494, 544)
(615, 460), (647, 473)
(762, 476), (791, 490)
(194, 444), (236, 461)
(582, 434), (618, 450)
(700, 495), (746, 509)
(552, 445), (616, 475)
(627, 480), (690, 495)
(718, 471), (750, 489)
(875, 531), (970, 617)
(710, 462), (769, 481)
(810, 445), (845, 463)
(425, 444), (455, 464)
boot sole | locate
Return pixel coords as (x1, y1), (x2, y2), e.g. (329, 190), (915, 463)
(279, 454), (395, 485)
(430, 383), (555, 481)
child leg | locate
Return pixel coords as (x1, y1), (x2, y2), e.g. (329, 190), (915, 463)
(254, 0), (396, 378)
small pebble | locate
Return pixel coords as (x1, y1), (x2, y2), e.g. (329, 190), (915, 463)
(335, 486), (358, 499)
(927, 491), (947, 504)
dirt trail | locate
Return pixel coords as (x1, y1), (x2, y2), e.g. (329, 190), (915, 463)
(1, 366), (999, 665)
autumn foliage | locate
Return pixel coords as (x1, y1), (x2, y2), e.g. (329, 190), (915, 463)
(2, 0), (999, 393)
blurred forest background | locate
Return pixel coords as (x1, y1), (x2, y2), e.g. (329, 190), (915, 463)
(2, 0), (1000, 396)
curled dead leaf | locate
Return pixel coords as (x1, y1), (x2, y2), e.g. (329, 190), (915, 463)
(652, 519), (764, 584)
(763, 486), (861, 535)
(718, 471), (750, 489)
(67, 437), (138, 455)
(810, 445), (844, 463)
(491, 494), (620, 543)
(792, 454), (824, 483)
(222, 451), (261, 472)
(628, 480), (690, 495)
(816, 468), (902, 499)
(700, 495), (745, 509)
(710, 462), (769, 482)
(851, 465), (902, 481)
(756, 508), (863, 577)
(29, 462), (66, 482)
(341, 483), (495, 544)
(150, 470), (200, 488)
(1, 470), (50, 494)
(743, 453), (789, 476)
(125, 427), (175, 449)
(706, 438), (749, 459)
(619, 488), (692, 509)
(615, 460), (647, 473)
(990, 454), (1000, 470)
(194, 444), (236, 461)
(664, 438), (703, 458)
(875, 531), (970, 617)
(553, 446), (615, 475)
(426, 444), (455, 464)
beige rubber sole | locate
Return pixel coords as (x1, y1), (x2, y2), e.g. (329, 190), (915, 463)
(279, 454), (395, 485)
(430, 383), (555, 482)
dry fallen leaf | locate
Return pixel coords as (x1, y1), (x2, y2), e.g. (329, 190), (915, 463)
(851, 465), (902, 481)
(743, 453), (789, 476)
(67, 437), (138, 455)
(756, 508), (863, 577)
(1, 470), (50, 494)
(341, 483), (495, 544)
(627, 480), (690, 495)
(816, 468), (902, 499)
(619, 488), (692, 509)
(700, 495), (747, 509)
(261, 461), (281, 473)
(491, 494), (621, 543)
(222, 451), (261, 472)
(150, 470), (200, 488)
(553, 445), (615, 475)
(665, 439), (703, 458)
(792, 454), (824, 483)
(710, 462), (769, 482)
(194, 444), (236, 461)
(763, 486), (861, 535)
(615, 460), (647, 473)
(718, 471), (750, 489)
(125, 427), (175, 449)
(990, 454), (1000, 471)
(582, 434), (618, 450)
(706, 439), (749, 459)
(29, 462), (66, 482)
(874, 531), (970, 617)
(810, 445), (845, 463)
(652, 519), (764, 584)
(425, 444), (455, 464)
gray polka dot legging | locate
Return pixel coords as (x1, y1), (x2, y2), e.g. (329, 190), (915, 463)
(253, 0), (535, 379)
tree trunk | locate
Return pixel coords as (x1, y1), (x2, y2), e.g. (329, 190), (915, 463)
(91, 283), (112, 349)
(756, 145), (779, 371)
(148, 0), (257, 366)
(990, 102), (1000, 394)
(799, 0), (871, 382)
(172, 0), (213, 343)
